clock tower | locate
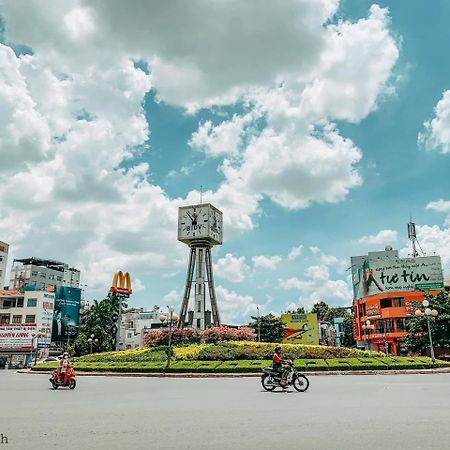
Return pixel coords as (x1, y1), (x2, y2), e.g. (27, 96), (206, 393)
(177, 203), (223, 329)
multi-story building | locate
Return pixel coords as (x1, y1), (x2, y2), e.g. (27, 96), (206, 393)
(0, 241), (9, 289)
(0, 288), (55, 367)
(351, 246), (444, 356)
(10, 257), (80, 292)
(119, 306), (163, 349)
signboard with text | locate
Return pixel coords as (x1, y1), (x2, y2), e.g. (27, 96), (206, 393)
(351, 254), (444, 300)
(282, 313), (319, 345)
(0, 324), (35, 350)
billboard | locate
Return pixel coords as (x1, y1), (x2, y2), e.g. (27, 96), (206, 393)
(281, 313), (319, 345)
(0, 324), (35, 350)
(351, 254), (444, 300)
(51, 286), (81, 342)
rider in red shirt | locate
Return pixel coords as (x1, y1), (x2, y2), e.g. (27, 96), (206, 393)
(273, 346), (288, 386)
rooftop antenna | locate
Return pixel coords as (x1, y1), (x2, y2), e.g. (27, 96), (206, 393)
(407, 217), (424, 258)
(199, 185), (203, 204)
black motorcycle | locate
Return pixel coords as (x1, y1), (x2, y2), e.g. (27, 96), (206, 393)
(261, 360), (309, 392)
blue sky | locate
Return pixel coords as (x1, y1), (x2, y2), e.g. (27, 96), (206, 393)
(1, 1), (450, 323)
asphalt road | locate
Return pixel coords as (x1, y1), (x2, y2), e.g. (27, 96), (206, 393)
(1, 370), (449, 450)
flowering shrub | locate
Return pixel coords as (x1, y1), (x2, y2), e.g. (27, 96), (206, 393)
(143, 326), (256, 347)
(174, 341), (383, 361)
(144, 328), (202, 347)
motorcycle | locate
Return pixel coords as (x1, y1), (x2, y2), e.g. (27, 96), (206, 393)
(49, 365), (76, 390)
(261, 360), (309, 392)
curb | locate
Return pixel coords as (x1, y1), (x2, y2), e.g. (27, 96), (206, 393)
(20, 367), (450, 378)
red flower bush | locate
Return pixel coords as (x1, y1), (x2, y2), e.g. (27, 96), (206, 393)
(144, 326), (256, 347)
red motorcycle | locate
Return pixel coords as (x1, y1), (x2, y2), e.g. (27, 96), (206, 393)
(49, 365), (76, 390)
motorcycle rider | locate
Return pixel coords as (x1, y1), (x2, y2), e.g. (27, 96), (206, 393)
(58, 352), (70, 384)
(272, 346), (289, 387)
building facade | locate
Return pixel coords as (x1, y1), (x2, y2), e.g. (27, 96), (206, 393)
(119, 307), (162, 349)
(351, 247), (444, 355)
(0, 289), (55, 367)
(0, 241), (9, 289)
(10, 257), (80, 292)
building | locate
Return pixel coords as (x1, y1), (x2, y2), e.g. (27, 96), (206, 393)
(10, 257), (80, 292)
(351, 247), (444, 356)
(0, 241), (9, 289)
(0, 288), (55, 368)
(119, 307), (163, 349)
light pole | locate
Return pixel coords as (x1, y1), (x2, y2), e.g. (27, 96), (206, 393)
(415, 299), (439, 363)
(256, 306), (261, 342)
(362, 319), (374, 351)
(34, 331), (45, 366)
(160, 307), (179, 368)
(88, 334), (95, 354)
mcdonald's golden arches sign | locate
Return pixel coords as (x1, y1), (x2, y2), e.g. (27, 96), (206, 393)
(110, 271), (132, 296)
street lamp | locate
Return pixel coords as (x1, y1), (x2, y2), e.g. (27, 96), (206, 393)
(88, 333), (95, 354)
(415, 299), (439, 362)
(362, 319), (374, 351)
(33, 331), (45, 366)
(160, 306), (179, 368)
(256, 306), (261, 342)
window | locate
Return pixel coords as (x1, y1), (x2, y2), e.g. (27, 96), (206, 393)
(0, 315), (10, 324)
(392, 298), (405, 307)
(396, 319), (407, 331)
(40, 273), (46, 278)
(127, 332), (132, 339)
(16, 299), (24, 308)
(27, 298), (37, 307)
(25, 315), (36, 324)
(12, 315), (22, 324)
(31, 271), (38, 277)
(57, 276), (62, 282)
(380, 299), (392, 308)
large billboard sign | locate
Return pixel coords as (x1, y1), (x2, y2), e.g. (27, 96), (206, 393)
(0, 324), (35, 350)
(351, 254), (444, 300)
(281, 313), (319, 345)
(51, 287), (81, 342)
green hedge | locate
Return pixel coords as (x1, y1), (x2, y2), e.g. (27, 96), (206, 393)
(31, 357), (450, 373)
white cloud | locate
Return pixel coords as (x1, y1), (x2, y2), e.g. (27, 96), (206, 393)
(189, 113), (255, 158)
(418, 90), (450, 154)
(304, 265), (330, 282)
(163, 289), (179, 305)
(252, 255), (282, 270)
(287, 245), (303, 261)
(215, 285), (256, 324)
(214, 253), (251, 283)
(400, 225), (450, 275)
(358, 229), (398, 245)
(279, 268), (352, 308)
(426, 199), (450, 213)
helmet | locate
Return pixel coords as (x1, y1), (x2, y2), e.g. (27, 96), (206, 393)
(275, 346), (282, 353)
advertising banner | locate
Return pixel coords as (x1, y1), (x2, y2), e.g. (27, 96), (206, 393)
(0, 324), (35, 350)
(51, 287), (81, 342)
(281, 313), (319, 345)
(351, 255), (444, 299)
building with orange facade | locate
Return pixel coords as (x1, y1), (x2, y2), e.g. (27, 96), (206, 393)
(351, 247), (444, 356)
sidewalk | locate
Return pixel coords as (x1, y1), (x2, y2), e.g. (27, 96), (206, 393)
(20, 367), (450, 377)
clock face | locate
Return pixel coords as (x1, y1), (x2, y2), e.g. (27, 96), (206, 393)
(209, 208), (223, 242)
(179, 206), (209, 239)
(178, 203), (223, 244)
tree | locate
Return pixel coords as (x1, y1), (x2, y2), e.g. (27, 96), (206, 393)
(311, 301), (335, 322)
(72, 299), (114, 356)
(286, 307), (306, 314)
(403, 291), (450, 354)
(248, 314), (286, 343)
(341, 310), (356, 347)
